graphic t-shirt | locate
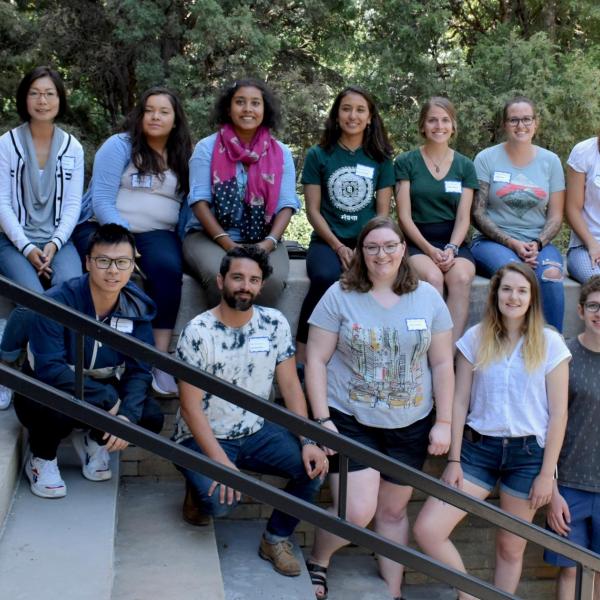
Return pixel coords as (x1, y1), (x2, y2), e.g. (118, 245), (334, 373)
(473, 143), (565, 241)
(308, 281), (452, 428)
(394, 149), (478, 223)
(301, 144), (394, 240)
(173, 305), (295, 442)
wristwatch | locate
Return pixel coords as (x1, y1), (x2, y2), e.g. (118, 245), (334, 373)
(444, 243), (459, 257)
(534, 238), (543, 252)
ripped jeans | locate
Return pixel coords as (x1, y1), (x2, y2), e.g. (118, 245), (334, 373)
(470, 238), (564, 331)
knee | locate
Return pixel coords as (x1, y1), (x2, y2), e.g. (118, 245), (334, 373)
(413, 513), (438, 549)
(422, 270), (444, 292)
(496, 535), (526, 565)
(375, 502), (408, 525)
(540, 261), (563, 282)
(345, 501), (377, 528)
(448, 268), (475, 290)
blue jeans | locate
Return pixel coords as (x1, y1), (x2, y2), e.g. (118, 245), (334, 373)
(470, 238), (565, 331)
(0, 234), (81, 293)
(178, 421), (323, 537)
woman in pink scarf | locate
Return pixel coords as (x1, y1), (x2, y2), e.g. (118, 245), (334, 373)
(183, 79), (300, 307)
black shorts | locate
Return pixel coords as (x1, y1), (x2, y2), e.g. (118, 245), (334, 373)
(327, 407), (432, 484)
(407, 221), (475, 264)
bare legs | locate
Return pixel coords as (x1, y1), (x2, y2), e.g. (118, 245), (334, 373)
(557, 568), (600, 600)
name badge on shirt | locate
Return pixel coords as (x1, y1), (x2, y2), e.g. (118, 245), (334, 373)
(444, 180), (462, 194)
(594, 174), (600, 188)
(131, 173), (153, 188)
(406, 318), (427, 331)
(61, 156), (75, 170)
(355, 164), (374, 179)
(110, 317), (134, 334)
(493, 171), (511, 183)
(249, 336), (270, 353)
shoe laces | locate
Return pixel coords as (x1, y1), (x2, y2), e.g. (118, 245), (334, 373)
(34, 457), (62, 484)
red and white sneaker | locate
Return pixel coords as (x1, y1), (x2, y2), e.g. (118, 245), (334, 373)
(25, 456), (67, 499)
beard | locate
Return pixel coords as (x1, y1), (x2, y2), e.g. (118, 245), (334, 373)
(222, 289), (255, 311)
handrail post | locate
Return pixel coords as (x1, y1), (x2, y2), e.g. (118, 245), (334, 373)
(576, 563), (595, 599)
(75, 332), (85, 401)
(338, 454), (349, 520)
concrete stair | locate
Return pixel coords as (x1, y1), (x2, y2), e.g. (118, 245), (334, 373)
(0, 408), (24, 529)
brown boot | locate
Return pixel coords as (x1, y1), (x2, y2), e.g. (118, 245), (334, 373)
(182, 482), (210, 526)
(258, 537), (301, 577)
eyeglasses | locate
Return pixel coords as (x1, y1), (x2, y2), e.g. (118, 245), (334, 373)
(28, 90), (58, 100)
(506, 116), (535, 128)
(89, 256), (134, 270)
(363, 243), (401, 256)
(583, 302), (600, 313)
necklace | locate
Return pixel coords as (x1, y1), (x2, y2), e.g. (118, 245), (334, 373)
(338, 140), (362, 155)
(422, 147), (451, 173)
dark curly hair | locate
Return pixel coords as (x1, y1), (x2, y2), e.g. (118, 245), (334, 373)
(320, 86), (393, 163)
(16, 66), (67, 122)
(219, 245), (273, 281)
(341, 216), (417, 295)
(212, 78), (281, 131)
(122, 87), (192, 197)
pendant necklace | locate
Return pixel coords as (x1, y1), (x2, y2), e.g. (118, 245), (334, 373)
(422, 147), (451, 173)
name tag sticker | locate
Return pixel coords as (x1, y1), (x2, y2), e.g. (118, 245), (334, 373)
(249, 336), (270, 353)
(110, 317), (134, 334)
(355, 164), (374, 179)
(444, 180), (462, 194)
(493, 171), (511, 183)
(594, 174), (600, 188)
(131, 173), (153, 188)
(406, 318), (427, 331)
(61, 156), (75, 170)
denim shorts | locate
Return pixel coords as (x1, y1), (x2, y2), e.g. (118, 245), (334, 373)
(460, 426), (544, 499)
(327, 407), (432, 484)
(544, 485), (600, 567)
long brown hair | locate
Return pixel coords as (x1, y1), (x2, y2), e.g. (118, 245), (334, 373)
(477, 262), (546, 371)
(341, 216), (418, 295)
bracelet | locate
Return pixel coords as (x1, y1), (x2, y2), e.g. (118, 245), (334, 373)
(301, 437), (318, 447)
(436, 419), (451, 425)
(447, 459), (461, 463)
(213, 232), (229, 242)
(265, 235), (279, 248)
(334, 244), (344, 254)
(444, 243), (459, 257)
(534, 238), (543, 252)
(314, 416), (332, 425)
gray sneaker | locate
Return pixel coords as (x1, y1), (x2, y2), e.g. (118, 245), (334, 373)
(72, 431), (112, 481)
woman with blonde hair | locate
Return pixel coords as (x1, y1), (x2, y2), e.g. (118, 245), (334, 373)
(414, 262), (570, 599)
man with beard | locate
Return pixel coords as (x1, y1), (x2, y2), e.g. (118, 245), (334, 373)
(173, 245), (327, 577)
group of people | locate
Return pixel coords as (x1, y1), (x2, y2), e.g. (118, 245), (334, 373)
(0, 65), (598, 600)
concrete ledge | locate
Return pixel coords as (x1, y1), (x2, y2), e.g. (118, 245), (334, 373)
(0, 409), (24, 530)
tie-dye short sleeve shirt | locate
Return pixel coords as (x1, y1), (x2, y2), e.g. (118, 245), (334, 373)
(173, 305), (295, 442)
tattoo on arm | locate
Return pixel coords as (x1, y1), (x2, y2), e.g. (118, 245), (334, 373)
(471, 182), (513, 246)
(538, 216), (563, 247)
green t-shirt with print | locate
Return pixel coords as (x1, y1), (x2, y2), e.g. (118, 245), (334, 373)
(394, 149), (479, 224)
(302, 144), (395, 240)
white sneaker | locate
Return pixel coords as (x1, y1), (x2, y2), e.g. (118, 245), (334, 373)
(25, 456), (67, 498)
(72, 431), (112, 482)
(0, 384), (11, 410)
(151, 368), (178, 395)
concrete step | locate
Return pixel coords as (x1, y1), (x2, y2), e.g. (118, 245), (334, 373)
(0, 407), (24, 529)
(0, 442), (119, 600)
(214, 520), (314, 600)
(111, 478), (225, 600)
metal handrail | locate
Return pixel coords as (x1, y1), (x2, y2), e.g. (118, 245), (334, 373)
(0, 275), (598, 599)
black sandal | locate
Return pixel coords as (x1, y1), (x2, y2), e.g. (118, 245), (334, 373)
(306, 561), (328, 600)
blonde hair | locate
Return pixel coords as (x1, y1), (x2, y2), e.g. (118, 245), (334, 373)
(476, 263), (546, 372)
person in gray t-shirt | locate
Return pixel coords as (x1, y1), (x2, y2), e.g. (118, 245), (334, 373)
(545, 276), (600, 598)
(305, 217), (453, 600)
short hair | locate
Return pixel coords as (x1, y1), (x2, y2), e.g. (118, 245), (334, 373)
(502, 95), (536, 122)
(320, 86), (393, 163)
(219, 245), (273, 280)
(87, 223), (136, 256)
(341, 216), (418, 295)
(16, 66), (67, 122)
(418, 96), (457, 138)
(579, 275), (600, 304)
(212, 78), (281, 130)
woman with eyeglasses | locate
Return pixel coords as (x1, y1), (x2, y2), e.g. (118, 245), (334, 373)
(75, 87), (192, 395)
(564, 135), (600, 283)
(470, 96), (566, 331)
(295, 86), (394, 375)
(305, 216), (453, 600)
(0, 66), (84, 409)
(414, 262), (569, 599)
(395, 97), (478, 346)
(182, 78), (299, 308)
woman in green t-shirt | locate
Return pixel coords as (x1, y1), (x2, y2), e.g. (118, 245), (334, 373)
(395, 97), (478, 346)
(296, 86), (395, 368)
